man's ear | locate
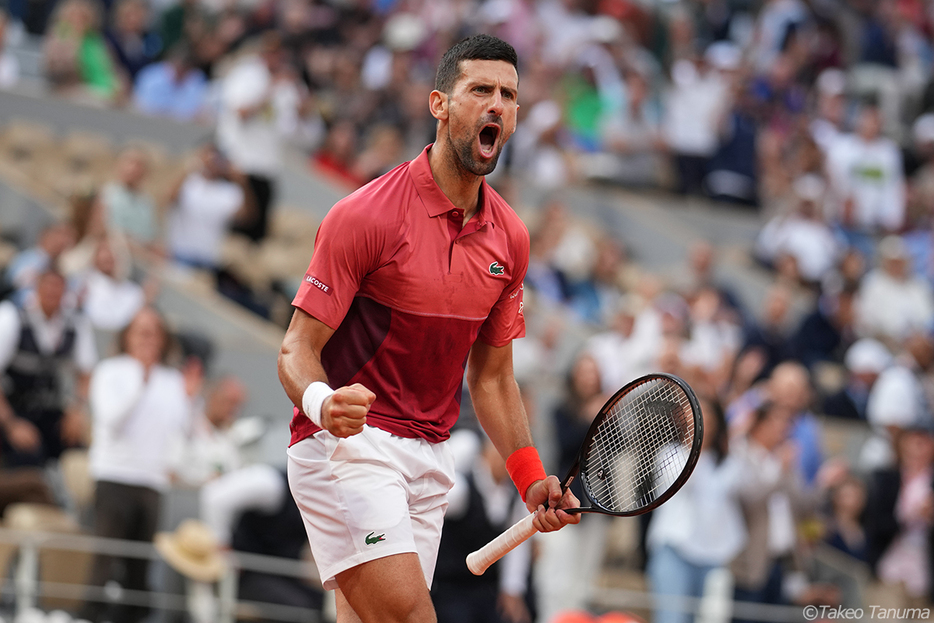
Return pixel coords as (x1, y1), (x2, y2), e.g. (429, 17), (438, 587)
(429, 90), (448, 122)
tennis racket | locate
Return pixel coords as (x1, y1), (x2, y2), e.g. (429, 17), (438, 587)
(467, 373), (703, 575)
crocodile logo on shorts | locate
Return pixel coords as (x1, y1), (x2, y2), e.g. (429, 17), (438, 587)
(365, 532), (386, 545)
(489, 261), (505, 275)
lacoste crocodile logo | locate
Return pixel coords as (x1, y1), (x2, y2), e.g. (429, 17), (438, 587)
(489, 261), (505, 275)
(365, 532), (386, 545)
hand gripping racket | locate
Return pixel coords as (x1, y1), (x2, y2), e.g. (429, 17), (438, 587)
(467, 373), (703, 575)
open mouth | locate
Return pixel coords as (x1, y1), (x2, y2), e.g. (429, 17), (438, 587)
(478, 124), (501, 158)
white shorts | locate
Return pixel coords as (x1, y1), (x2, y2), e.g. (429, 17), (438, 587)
(287, 425), (455, 591)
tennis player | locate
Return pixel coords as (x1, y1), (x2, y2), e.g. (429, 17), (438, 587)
(280, 34), (580, 623)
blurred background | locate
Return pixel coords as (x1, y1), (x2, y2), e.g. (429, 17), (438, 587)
(1, 0), (934, 622)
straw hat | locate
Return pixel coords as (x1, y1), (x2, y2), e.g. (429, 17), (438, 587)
(155, 520), (225, 583)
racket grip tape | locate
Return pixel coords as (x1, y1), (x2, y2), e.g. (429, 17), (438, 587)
(466, 513), (537, 576)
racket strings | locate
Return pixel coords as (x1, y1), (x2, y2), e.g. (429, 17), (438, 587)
(582, 379), (696, 513)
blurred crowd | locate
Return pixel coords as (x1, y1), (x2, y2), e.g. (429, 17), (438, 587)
(2, 0), (934, 622)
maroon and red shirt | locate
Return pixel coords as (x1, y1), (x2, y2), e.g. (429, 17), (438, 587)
(289, 145), (529, 445)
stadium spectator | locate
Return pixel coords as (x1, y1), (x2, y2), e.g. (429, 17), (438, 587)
(823, 473), (869, 563)
(216, 31), (321, 242)
(736, 283), (795, 383)
(4, 222), (76, 303)
(824, 103), (906, 256)
(80, 307), (195, 623)
(132, 43), (208, 121)
(854, 235), (934, 344)
(862, 332), (934, 471)
(76, 236), (148, 332)
(0, 269), (96, 468)
(200, 463), (324, 619)
(538, 351), (610, 623)
(42, 0), (122, 102)
(865, 423), (934, 606)
(727, 361), (824, 486)
(729, 400), (831, 619)
(100, 146), (160, 251)
(170, 374), (246, 487)
(432, 429), (532, 623)
(755, 175), (841, 286)
(167, 143), (250, 272)
(823, 338), (893, 421)
(662, 51), (731, 196)
(104, 0), (161, 81)
(646, 397), (748, 623)
(789, 284), (858, 370)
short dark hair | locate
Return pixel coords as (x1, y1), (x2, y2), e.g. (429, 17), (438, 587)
(434, 34), (518, 94)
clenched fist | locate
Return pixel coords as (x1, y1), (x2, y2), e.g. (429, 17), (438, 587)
(322, 383), (376, 438)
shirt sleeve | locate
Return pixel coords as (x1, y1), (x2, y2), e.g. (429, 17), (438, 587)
(478, 226), (530, 347)
(291, 199), (386, 330)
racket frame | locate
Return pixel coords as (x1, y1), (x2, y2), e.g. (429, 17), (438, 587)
(560, 372), (704, 517)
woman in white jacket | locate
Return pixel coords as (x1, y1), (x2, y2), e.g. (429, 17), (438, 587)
(80, 307), (194, 623)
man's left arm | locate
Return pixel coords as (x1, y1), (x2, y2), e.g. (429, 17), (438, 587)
(466, 340), (580, 533)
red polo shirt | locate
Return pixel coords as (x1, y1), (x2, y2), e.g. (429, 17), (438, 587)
(289, 145), (529, 445)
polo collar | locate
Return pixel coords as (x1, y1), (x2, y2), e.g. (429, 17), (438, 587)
(409, 144), (492, 227)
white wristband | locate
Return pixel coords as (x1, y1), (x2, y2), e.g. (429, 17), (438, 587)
(302, 382), (335, 428)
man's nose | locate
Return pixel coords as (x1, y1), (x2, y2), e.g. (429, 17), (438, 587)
(488, 91), (505, 116)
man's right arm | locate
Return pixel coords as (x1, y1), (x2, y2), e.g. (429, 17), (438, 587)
(277, 308), (375, 438)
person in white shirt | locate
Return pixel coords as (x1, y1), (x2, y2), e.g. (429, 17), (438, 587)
(216, 32), (321, 242)
(80, 307), (194, 623)
(755, 175), (841, 285)
(647, 397), (748, 623)
(825, 104), (906, 246)
(168, 143), (250, 271)
(170, 375), (247, 487)
(0, 269), (97, 467)
(855, 235), (934, 344)
(200, 463), (324, 618)
(78, 236), (148, 332)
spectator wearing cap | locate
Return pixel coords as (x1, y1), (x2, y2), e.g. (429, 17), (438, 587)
(822, 338), (893, 421)
(861, 333), (934, 471)
(854, 235), (934, 345)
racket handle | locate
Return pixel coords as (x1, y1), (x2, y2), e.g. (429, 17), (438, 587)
(466, 513), (537, 576)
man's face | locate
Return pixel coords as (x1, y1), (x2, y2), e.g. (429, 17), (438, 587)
(441, 59), (518, 176)
(36, 274), (65, 318)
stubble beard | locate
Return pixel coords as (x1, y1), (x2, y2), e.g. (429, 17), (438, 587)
(446, 121), (502, 178)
